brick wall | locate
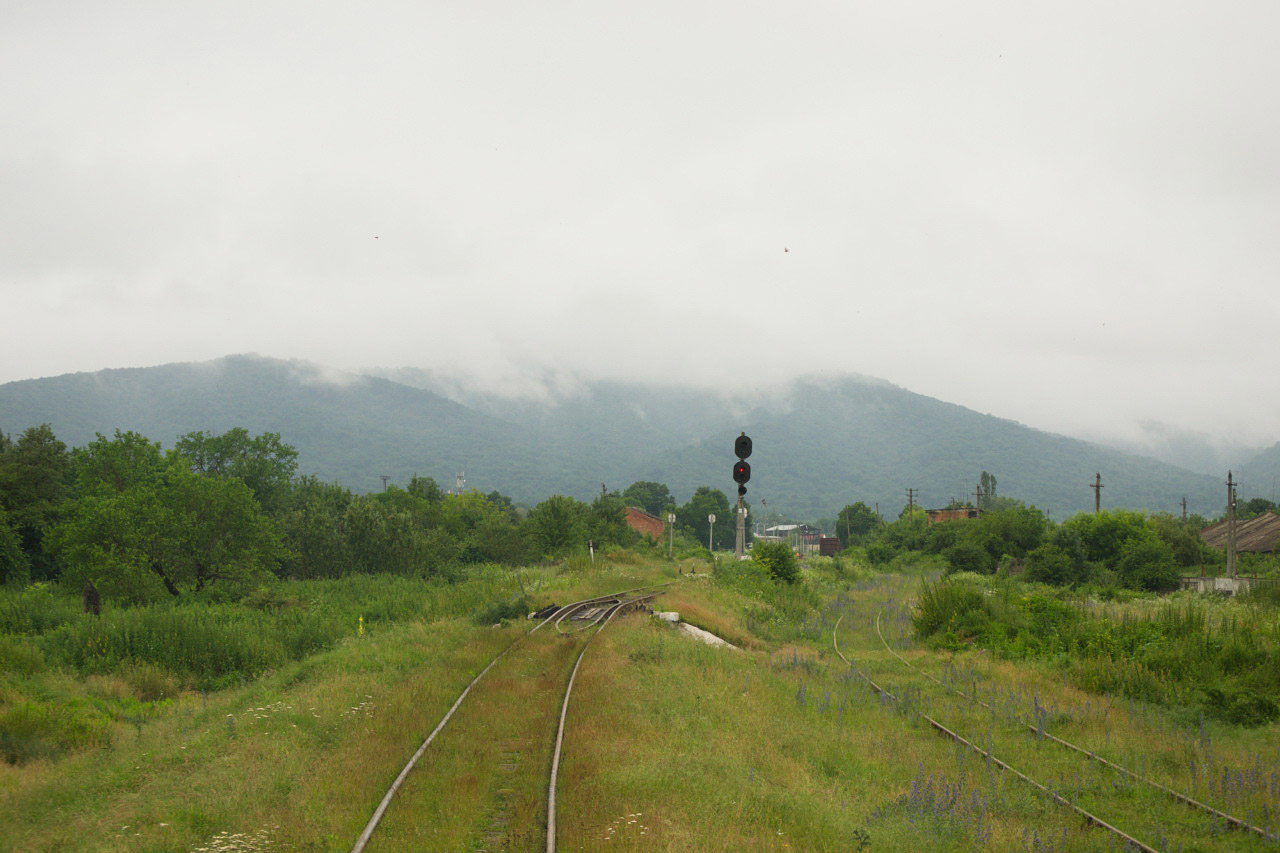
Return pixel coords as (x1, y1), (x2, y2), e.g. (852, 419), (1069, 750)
(625, 507), (665, 540)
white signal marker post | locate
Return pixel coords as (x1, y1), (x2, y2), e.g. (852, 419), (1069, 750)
(708, 513), (716, 553)
(667, 512), (676, 559)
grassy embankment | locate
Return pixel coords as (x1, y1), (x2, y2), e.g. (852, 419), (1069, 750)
(3, 553), (1279, 850)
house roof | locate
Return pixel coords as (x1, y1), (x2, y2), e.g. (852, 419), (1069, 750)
(1199, 512), (1280, 552)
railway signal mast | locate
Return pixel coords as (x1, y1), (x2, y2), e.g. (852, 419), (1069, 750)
(733, 433), (752, 559)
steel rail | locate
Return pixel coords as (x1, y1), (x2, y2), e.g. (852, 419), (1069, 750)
(874, 610), (1275, 841)
(547, 593), (651, 853)
(350, 582), (672, 853)
(833, 612), (1160, 853)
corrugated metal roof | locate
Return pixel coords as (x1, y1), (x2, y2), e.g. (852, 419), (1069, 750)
(1199, 512), (1280, 552)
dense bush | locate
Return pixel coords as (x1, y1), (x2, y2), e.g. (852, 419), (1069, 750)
(751, 541), (799, 584)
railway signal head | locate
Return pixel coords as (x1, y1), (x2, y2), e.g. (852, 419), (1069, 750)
(733, 459), (751, 485)
(735, 433), (752, 460)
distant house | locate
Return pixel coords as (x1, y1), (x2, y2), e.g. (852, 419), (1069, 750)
(926, 507), (980, 525)
(625, 507), (665, 541)
(759, 524), (823, 554)
(1199, 512), (1280, 554)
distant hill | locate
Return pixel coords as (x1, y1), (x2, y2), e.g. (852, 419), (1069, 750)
(1236, 442), (1280, 503)
(0, 355), (1226, 520)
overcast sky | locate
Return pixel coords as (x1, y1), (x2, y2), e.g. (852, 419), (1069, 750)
(3, 1), (1278, 451)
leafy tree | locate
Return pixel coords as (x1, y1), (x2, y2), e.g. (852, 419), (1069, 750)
(72, 430), (165, 495)
(278, 475), (354, 579)
(0, 506), (29, 585)
(50, 456), (285, 600)
(677, 486), (733, 550)
(407, 475), (444, 503)
(587, 492), (637, 549)
(979, 471), (997, 510)
(622, 481), (674, 517)
(0, 424), (72, 580)
(1148, 512), (1211, 568)
(963, 506), (1046, 564)
(1059, 509), (1152, 567)
(1116, 534), (1180, 592)
(526, 495), (589, 555)
(1237, 497), (1278, 520)
(835, 501), (880, 546)
(175, 428), (298, 514)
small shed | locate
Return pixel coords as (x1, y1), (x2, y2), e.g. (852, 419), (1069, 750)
(926, 507), (980, 525)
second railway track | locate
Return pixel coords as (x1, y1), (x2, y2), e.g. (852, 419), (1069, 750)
(833, 597), (1279, 851)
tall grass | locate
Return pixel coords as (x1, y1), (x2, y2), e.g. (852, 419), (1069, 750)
(912, 577), (1280, 725)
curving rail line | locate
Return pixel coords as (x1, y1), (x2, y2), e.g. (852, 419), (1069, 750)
(351, 582), (672, 853)
(871, 610), (1274, 842)
(833, 611), (1162, 853)
(547, 591), (655, 853)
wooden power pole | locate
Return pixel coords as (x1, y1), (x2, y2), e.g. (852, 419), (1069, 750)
(906, 488), (917, 522)
(1226, 471), (1238, 578)
(1091, 473), (1104, 514)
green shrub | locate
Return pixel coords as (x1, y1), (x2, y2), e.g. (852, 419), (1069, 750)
(0, 635), (46, 677)
(751, 541), (799, 584)
(472, 595), (531, 625)
(943, 541), (993, 574)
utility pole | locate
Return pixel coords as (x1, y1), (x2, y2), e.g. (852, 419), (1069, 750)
(973, 484), (984, 511)
(380, 475), (390, 492)
(1181, 497), (1188, 523)
(1226, 471), (1238, 578)
(906, 488), (917, 522)
(1091, 473), (1104, 514)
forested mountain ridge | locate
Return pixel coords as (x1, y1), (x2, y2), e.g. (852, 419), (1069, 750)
(0, 355), (1229, 519)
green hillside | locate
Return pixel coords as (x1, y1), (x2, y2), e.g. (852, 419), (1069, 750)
(0, 356), (1225, 519)
(624, 376), (1224, 520)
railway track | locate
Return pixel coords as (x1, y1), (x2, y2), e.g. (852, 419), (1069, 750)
(351, 583), (668, 852)
(833, 604), (1279, 851)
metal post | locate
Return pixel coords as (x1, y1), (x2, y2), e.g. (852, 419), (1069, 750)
(667, 513), (675, 559)
(708, 513), (715, 553)
(734, 497), (746, 559)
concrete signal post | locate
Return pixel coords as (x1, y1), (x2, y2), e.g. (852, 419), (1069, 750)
(733, 433), (752, 559)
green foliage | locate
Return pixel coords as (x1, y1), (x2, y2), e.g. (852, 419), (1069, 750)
(750, 540), (799, 584)
(0, 506), (29, 585)
(50, 456), (286, 600)
(526, 495), (589, 556)
(677, 486), (735, 550)
(1116, 534), (1180, 591)
(175, 428), (298, 514)
(471, 595), (531, 625)
(835, 501), (879, 546)
(622, 481), (673, 517)
(913, 576), (1280, 726)
(0, 424), (72, 581)
(1023, 543), (1078, 586)
(943, 541), (994, 575)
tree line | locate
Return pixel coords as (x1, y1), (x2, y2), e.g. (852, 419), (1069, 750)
(832, 485), (1238, 592)
(0, 425), (641, 603)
